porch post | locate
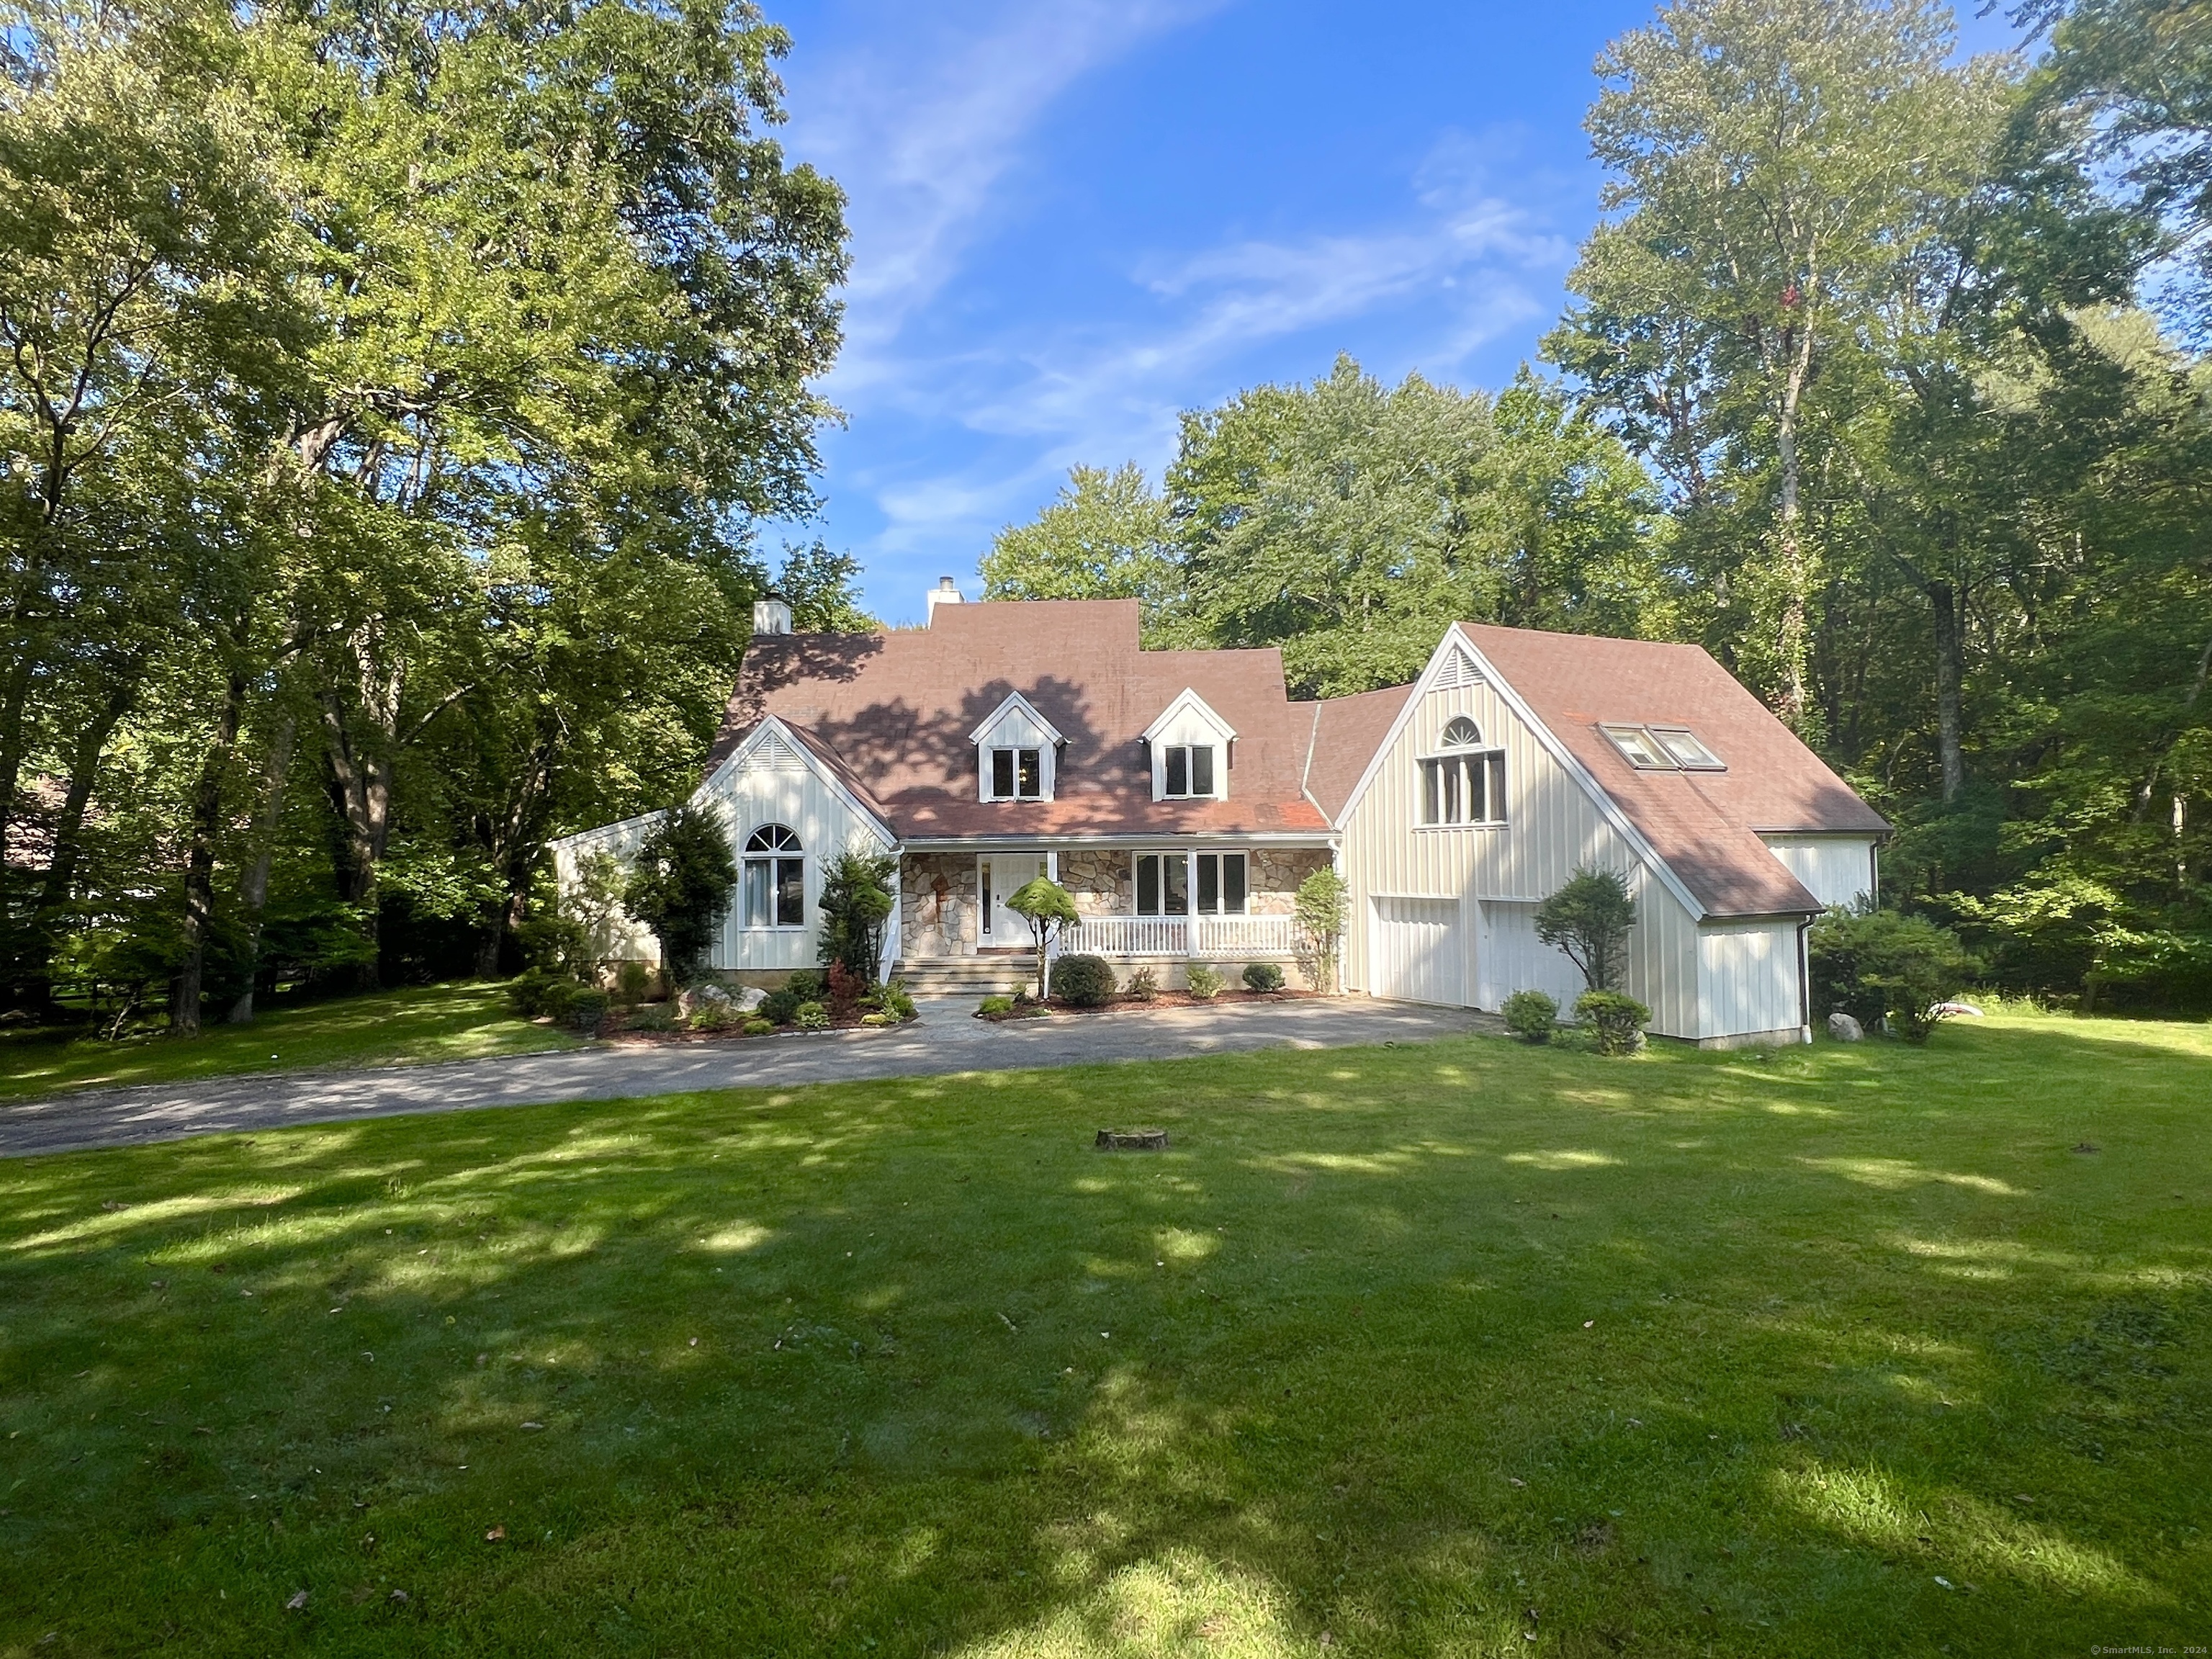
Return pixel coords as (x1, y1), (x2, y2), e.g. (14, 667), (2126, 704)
(1186, 848), (1198, 959)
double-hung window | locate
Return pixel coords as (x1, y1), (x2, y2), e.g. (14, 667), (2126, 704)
(1162, 744), (1215, 798)
(1419, 716), (1507, 826)
(989, 747), (1042, 800)
(742, 824), (805, 927)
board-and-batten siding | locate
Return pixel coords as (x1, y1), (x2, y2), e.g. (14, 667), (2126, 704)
(696, 729), (891, 973)
(549, 815), (665, 962)
(1696, 920), (1805, 1040)
(1761, 835), (1877, 910)
(1336, 671), (1706, 1040)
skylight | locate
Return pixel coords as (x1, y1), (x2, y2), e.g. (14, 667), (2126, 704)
(1601, 723), (1725, 772)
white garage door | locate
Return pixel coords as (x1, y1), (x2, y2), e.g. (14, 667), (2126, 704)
(1369, 896), (1465, 1005)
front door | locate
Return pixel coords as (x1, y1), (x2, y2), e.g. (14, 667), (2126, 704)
(978, 852), (1048, 949)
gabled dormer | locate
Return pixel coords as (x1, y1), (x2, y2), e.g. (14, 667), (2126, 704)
(1143, 689), (1235, 801)
(970, 691), (1063, 803)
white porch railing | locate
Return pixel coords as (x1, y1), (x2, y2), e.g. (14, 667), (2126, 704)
(1059, 914), (1296, 958)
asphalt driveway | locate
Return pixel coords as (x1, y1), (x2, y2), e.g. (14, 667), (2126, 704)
(0, 995), (1496, 1158)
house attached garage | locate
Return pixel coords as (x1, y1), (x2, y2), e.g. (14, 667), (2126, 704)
(1366, 896), (1465, 1005)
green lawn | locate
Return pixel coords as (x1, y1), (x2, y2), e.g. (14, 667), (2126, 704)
(1, 1012), (2207, 1657)
(0, 983), (579, 1103)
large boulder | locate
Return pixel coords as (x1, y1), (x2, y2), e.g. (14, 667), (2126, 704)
(1826, 1010), (1864, 1043)
(679, 982), (763, 1018)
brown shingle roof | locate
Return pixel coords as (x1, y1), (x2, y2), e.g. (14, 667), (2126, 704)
(708, 601), (1330, 840)
(1457, 623), (1887, 917)
(1298, 685), (1413, 823)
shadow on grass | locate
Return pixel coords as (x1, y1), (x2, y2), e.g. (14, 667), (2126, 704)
(0, 1015), (2206, 1653)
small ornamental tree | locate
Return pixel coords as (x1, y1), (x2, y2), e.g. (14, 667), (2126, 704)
(1007, 876), (1079, 1001)
(1293, 867), (1350, 992)
(1536, 866), (1637, 991)
(623, 806), (737, 987)
(817, 848), (899, 984)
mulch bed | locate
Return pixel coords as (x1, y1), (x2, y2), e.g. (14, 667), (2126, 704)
(593, 1008), (918, 1046)
(977, 989), (1322, 1022)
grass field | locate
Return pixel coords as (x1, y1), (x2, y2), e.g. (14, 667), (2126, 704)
(1, 1010), (2206, 1656)
(0, 983), (579, 1104)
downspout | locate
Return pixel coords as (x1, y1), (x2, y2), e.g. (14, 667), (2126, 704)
(1796, 916), (1815, 1043)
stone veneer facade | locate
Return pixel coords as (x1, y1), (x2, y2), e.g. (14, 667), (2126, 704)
(895, 846), (1334, 962)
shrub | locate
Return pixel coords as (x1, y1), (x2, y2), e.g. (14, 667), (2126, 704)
(1051, 953), (1116, 1007)
(626, 1002), (678, 1033)
(1186, 963), (1223, 1000)
(568, 989), (611, 1036)
(1293, 868), (1349, 992)
(859, 1012), (894, 1028)
(742, 1017), (774, 1036)
(1123, 965), (1159, 1002)
(623, 805), (738, 986)
(614, 960), (652, 1006)
(757, 969), (824, 1028)
(690, 1002), (742, 1033)
(1502, 988), (1557, 1042)
(1809, 906), (1979, 1043)
(978, 994), (1015, 1016)
(878, 980), (917, 1020)
(825, 961), (865, 1020)
(1242, 961), (1285, 993)
(793, 1001), (830, 1030)
(817, 848), (899, 983)
(1537, 867), (1637, 991)
(1575, 989), (1648, 1056)
(506, 967), (574, 1019)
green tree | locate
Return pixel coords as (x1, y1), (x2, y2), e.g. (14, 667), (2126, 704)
(1550, 0), (1979, 723)
(815, 847), (896, 983)
(981, 463), (1181, 631)
(1536, 867), (1638, 992)
(624, 806), (737, 987)
(1006, 876), (1078, 1002)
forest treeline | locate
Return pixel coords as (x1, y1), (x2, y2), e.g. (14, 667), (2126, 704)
(4, 0), (2208, 1030)
(982, 0), (2212, 1010)
(0, 0), (866, 1028)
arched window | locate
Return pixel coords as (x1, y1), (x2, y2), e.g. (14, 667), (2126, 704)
(742, 824), (805, 928)
(1421, 721), (1506, 827)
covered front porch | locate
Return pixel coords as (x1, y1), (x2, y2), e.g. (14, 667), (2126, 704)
(892, 840), (1334, 991)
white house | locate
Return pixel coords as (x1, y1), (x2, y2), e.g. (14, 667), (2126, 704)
(552, 592), (1885, 1045)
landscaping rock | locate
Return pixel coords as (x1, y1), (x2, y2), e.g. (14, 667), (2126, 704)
(1826, 1011), (1864, 1042)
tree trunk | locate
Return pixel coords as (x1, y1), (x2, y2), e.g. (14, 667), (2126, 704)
(226, 714), (297, 1023)
(1771, 320), (1815, 728)
(0, 653), (35, 869)
(1929, 578), (1966, 804)
(172, 672), (248, 1037)
(20, 676), (139, 1007)
(321, 691), (393, 990)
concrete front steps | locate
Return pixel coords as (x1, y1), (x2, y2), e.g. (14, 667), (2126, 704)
(890, 956), (1038, 997)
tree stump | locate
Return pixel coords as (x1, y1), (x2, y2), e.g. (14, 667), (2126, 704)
(1095, 1128), (1169, 1151)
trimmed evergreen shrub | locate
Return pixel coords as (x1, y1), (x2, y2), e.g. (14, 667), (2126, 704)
(1575, 989), (1649, 1056)
(623, 805), (738, 986)
(1242, 961), (1285, 992)
(1503, 988), (1557, 1042)
(757, 969), (823, 1028)
(1809, 907), (1979, 1043)
(568, 989), (611, 1036)
(742, 1017), (774, 1036)
(1051, 953), (1116, 1007)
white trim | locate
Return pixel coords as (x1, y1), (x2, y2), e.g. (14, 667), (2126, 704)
(548, 808), (665, 855)
(701, 716), (898, 849)
(1141, 687), (1238, 745)
(968, 690), (1064, 747)
(1334, 628), (1710, 922)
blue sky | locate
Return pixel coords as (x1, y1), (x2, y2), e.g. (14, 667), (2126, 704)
(765, 1), (2022, 626)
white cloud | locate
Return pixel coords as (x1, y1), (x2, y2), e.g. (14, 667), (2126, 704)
(781, 0), (1227, 395)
